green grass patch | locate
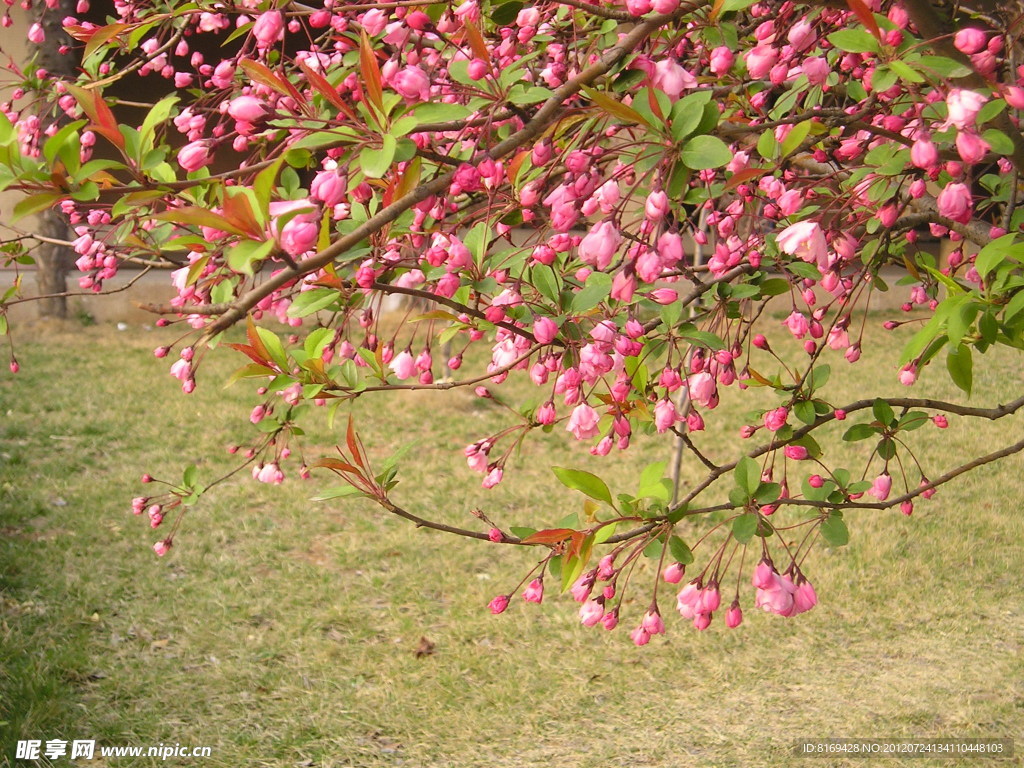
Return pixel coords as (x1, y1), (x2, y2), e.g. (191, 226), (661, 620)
(0, 317), (1022, 767)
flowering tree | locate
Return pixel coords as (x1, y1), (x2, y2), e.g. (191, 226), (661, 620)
(2, 0), (1024, 643)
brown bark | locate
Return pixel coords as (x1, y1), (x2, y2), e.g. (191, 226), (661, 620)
(31, 0), (77, 319)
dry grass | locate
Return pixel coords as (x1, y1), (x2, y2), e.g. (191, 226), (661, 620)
(0, 314), (1022, 768)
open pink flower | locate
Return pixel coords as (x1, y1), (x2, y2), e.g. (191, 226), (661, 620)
(567, 403), (601, 440)
(776, 220), (827, 265)
(578, 221), (621, 270)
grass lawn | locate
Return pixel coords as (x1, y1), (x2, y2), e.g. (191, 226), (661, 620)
(0, 314), (1022, 768)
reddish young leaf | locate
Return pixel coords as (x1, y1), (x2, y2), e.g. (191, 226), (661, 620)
(521, 528), (576, 546)
(226, 343), (269, 367)
(359, 31), (385, 114)
(152, 207), (251, 238)
(463, 21), (491, 64)
(313, 457), (362, 474)
(725, 166), (770, 191)
(239, 59), (303, 104)
(220, 190), (264, 238)
(65, 84), (125, 151)
(845, 0), (881, 40)
(346, 415), (366, 470)
(295, 58), (357, 120)
(246, 315), (271, 363)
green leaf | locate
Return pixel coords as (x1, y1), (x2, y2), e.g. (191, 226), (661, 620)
(820, 513), (849, 547)
(793, 400), (816, 425)
(754, 482), (782, 505)
(946, 344), (973, 396)
(676, 323), (726, 350)
(491, 0), (524, 25)
(552, 467), (614, 507)
(811, 364), (831, 390)
(359, 134), (396, 179)
(680, 135), (732, 170)
(877, 437), (896, 461)
(570, 271), (612, 312)
(756, 130), (778, 161)
(287, 288), (340, 318)
(669, 91), (712, 143)
(256, 327), (289, 370)
(843, 423), (880, 442)
(508, 85), (553, 105)
(532, 265), (560, 305)
(917, 55), (971, 78)
(734, 456), (760, 496)
(732, 513), (759, 543)
(872, 398), (894, 426)
(311, 485), (365, 501)
(827, 28), (879, 53)
(780, 120), (812, 156)
(668, 535), (694, 565)
(897, 411), (930, 431)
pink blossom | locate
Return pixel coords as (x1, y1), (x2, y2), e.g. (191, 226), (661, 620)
(177, 141), (213, 172)
(578, 221), (621, 270)
(28, 23), (45, 43)
(391, 65), (430, 101)
(252, 10), (284, 48)
(570, 569), (597, 602)
(744, 45), (778, 79)
(630, 625), (651, 646)
(523, 578), (544, 603)
(153, 539), (171, 557)
(945, 89), (987, 130)
(676, 581), (701, 619)
(278, 216), (319, 257)
(652, 59), (695, 99)
(645, 190), (669, 221)
(784, 310), (810, 339)
(567, 403), (601, 440)
(227, 95), (268, 123)
(793, 579), (818, 614)
(787, 20), (816, 52)
(725, 602), (743, 628)
(764, 406), (789, 432)
(784, 444), (809, 460)
(868, 473), (892, 501)
(488, 594), (509, 614)
(954, 28), (987, 55)
(710, 46), (735, 76)
(654, 399), (678, 433)
(642, 609), (666, 635)
(389, 349), (416, 380)
(955, 131), (990, 164)
(776, 221), (827, 265)
(662, 562), (685, 584)
(801, 57), (829, 86)
(687, 371), (716, 408)
(911, 137), (938, 169)
(482, 466), (503, 488)
(579, 599), (604, 626)
(533, 316), (558, 345)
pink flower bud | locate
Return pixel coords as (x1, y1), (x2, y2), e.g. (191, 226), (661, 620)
(954, 27), (987, 55)
(533, 316), (557, 345)
(523, 578), (544, 603)
(784, 445), (809, 460)
(662, 562), (685, 584)
(488, 595), (509, 614)
(253, 10), (284, 48)
(488, 528), (503, 543)
(726, 601), (743, 628)
(900, 500), (914, 516)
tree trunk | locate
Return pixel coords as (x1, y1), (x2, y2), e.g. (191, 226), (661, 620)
(31, 0), (77, 319)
